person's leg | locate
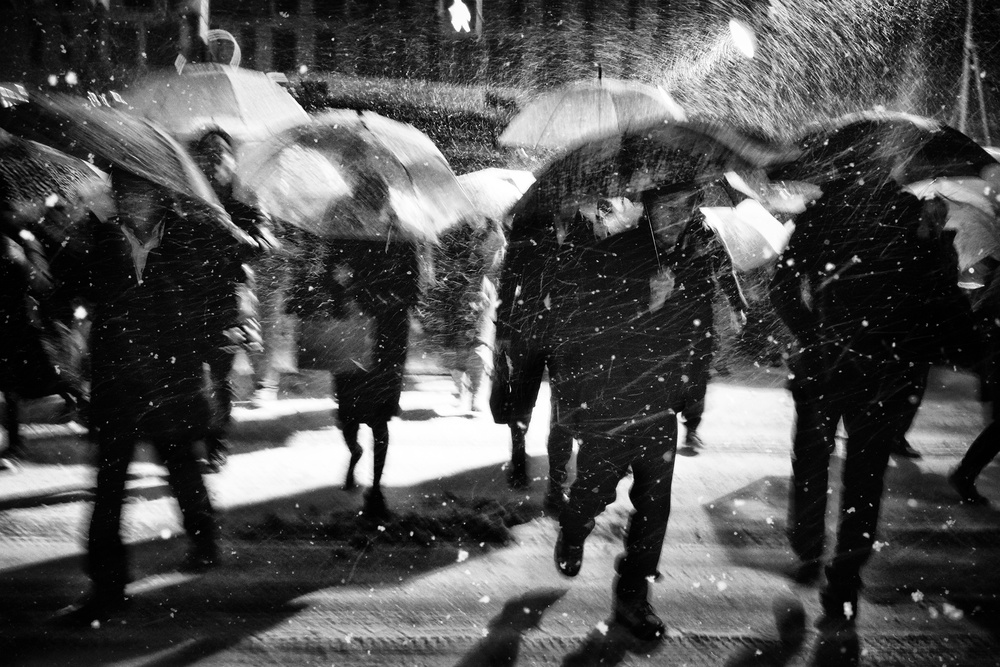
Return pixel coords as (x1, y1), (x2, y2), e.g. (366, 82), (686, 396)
(786, 389), (838, 583)
(612, 421), (677, 641)
(204, 350), (236, 471)
(545, 392), (574, 510)
(249, 259), (289, 404)
(1, 390), (24, 469)
(340, 418), (363, 491)
(950, 420), (1000, 505)
(155, 438), (219, 570)
(362, 420), (391, 518)
(557, 431), (632, 576)
(822, 367), (908, 625)
(86, 433), (137, 602)
(681, 335), (712, 449)
(890, 363), (930, 459)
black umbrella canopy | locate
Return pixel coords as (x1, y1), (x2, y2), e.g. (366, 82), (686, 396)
(769, 110), (999, 186)
(509, 119), (794, 228)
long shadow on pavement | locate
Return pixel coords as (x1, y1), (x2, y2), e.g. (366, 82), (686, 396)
(0, 456), (563, 667)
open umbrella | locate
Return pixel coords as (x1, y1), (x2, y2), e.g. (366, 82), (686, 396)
(0, 92), (250, 244)
(509, 118), (794, 228)
(122, 63), (310, 147)
(1, 127), (113, 228)
(905, 177), (1000, 271)
(456, 168), (535, 225)
(498, 75), (687, 151)
(700, 198), (791, 272)
(237, 110), (476, 243)
(770, 110), (999, 186)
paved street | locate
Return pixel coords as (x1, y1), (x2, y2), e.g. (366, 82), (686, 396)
(1, 364), (998, 666)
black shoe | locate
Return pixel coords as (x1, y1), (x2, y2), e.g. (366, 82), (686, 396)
(793, 560), (823, 586)
(812, 615), (859, 667)
(179, 546), (220, 574)
(52, 592), (129, 628)
(684, 431), (704, 450)
(554, 530), (583, 577)
(891, 439), (922, 460)
(949, 470), (990, 506)
(613, 598), (665, 642)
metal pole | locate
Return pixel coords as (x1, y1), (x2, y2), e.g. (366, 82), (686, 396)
(954, 0), (973, 132)
(971, 46), (991, 145)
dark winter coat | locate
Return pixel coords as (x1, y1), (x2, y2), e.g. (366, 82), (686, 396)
(60, 208), (248, 442)
(771, 181), (982, 376)
(538, 213), (718, 438)
(298, 239), (421, 425)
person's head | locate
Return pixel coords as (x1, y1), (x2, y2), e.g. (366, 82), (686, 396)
(641, 186), (702, 248)
(112, 169), (166, 239)
(192, 131), (236, 197)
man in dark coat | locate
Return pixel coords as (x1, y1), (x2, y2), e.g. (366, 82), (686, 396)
(491, 207), (574, 510)
(547, 184), (726, 642)
(54, 171), (248, 625)
(190, 131), (272, 473)
(769, 175), (980, 662)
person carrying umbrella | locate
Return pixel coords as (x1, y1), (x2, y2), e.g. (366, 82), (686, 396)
(48, 162), (254, 625)
(189, 129), (273, 473)
(545, 180), (739, 642)
(769, 170), (981, 662)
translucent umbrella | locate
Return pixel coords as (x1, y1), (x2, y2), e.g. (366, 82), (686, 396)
(700, 199), (791, 272)
(498, 75), (687, 151)
(122, 63), (310, 146)
(237, 110), (476, 243)
(906, 177), (1000, 271)
(456, 168), (535, 225)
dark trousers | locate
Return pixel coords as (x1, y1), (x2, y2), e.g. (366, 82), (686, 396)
(87, 435), (216, 597)
(205, 348), (236, 446)
(560, 418), (677, 602)
(955, 403), (1000, 481)
(787, 357), (919, 600)
(681, 331), (713, 432)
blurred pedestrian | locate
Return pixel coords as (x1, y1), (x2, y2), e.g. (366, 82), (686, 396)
(491, 207), (573, 511)
(317, 238), (422, 519)
(53, 170), (247, 626)
(672, 204), (748, 454)
(1, 201), (86, 472)
(770, 177), (979, 662)
(950, 259), (1000, 506)
(190, 131), (272, 473)
(547, 183), (729, 642)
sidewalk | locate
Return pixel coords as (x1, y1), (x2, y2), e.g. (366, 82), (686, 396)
(1, 365), (998, 666)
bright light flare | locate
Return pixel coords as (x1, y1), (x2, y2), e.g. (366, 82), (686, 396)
(728, 19), (757, 59)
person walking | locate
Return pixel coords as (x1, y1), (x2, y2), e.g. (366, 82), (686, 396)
(315, 238), (422, 519)
(491, 207), (573, 511)
(53, 170), (249, 626)
(189, 131), (272, 473)
(950, 261), (1000, 506)
(547, 183), (729, 642)
(769, 176), (980, 663)
(673, 211), (748, 454)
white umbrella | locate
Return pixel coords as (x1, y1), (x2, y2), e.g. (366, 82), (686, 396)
(498, 76), (686, 151)
(123, 63), (310, 146)
(456, 168), (535, 224)
(906, 177), (1000, 271)
(700, 198), (790, 272)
